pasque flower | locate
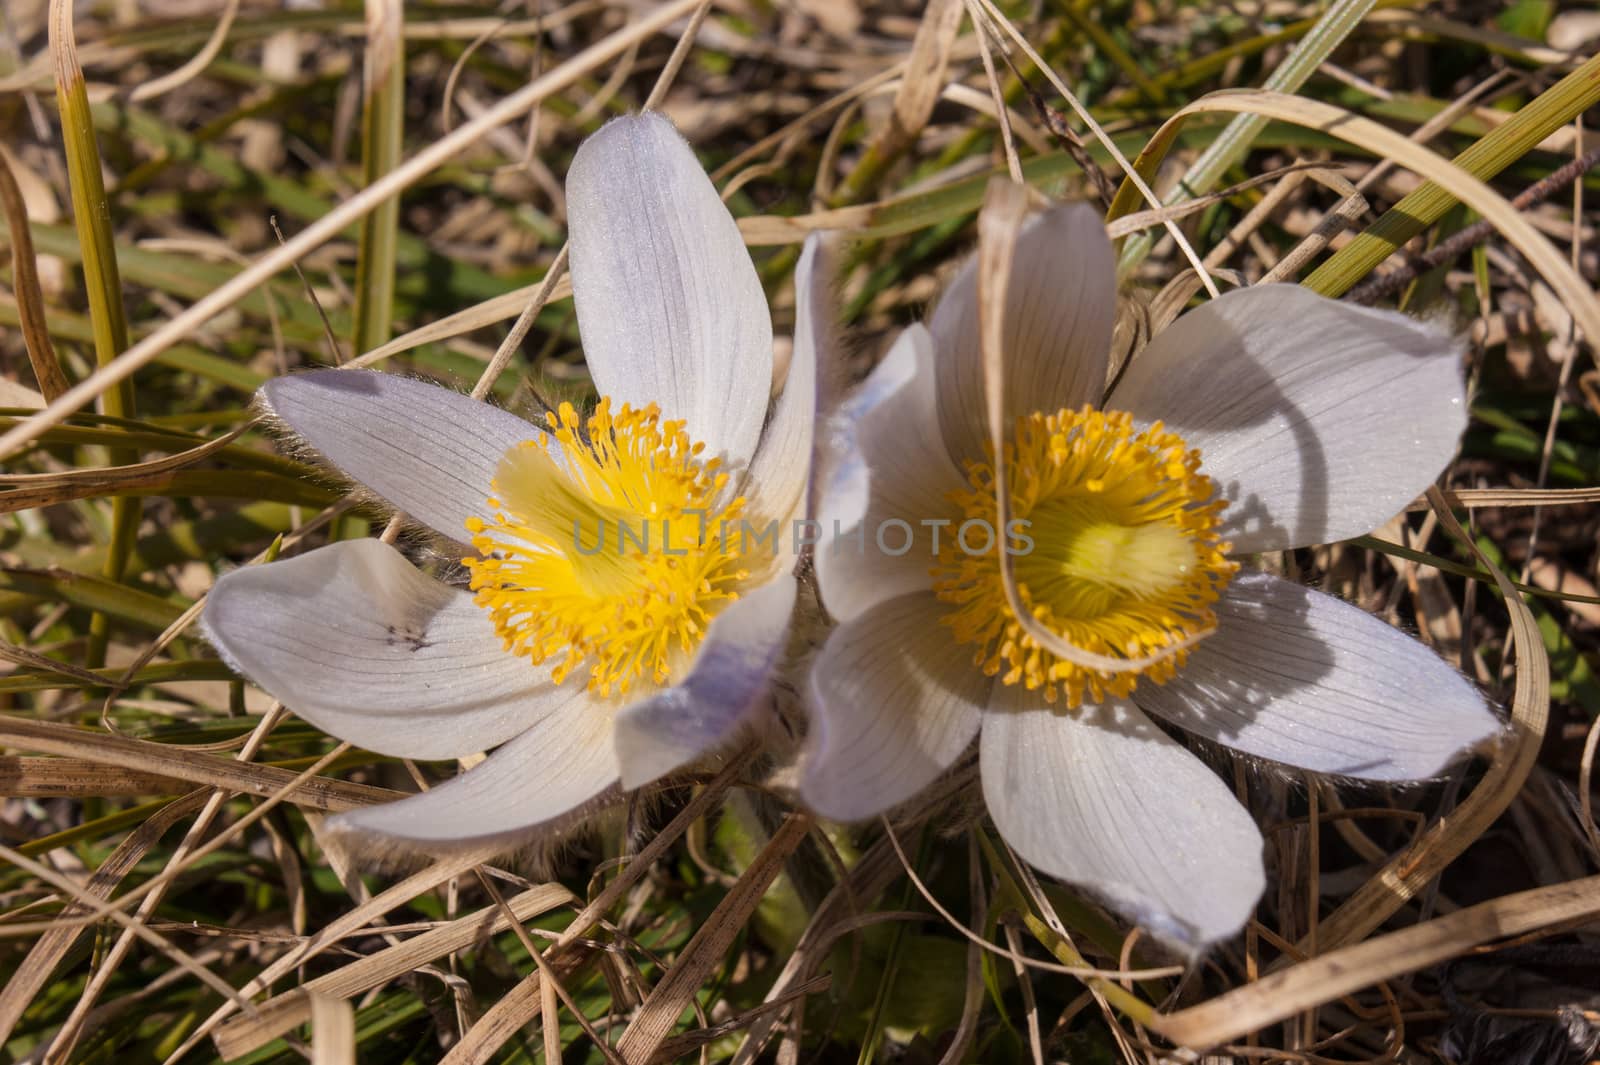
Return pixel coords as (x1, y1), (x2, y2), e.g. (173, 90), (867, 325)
(801, 202), (1500, 948)
(204, 114), (822, 846)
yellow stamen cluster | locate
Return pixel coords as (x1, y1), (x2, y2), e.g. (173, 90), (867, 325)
(932, 405), (1236, 708)
(465, 399), (750, 697)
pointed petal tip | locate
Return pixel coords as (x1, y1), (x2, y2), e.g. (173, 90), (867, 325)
(567, 107), (772, 468)
(1138, 573), (1502, 784)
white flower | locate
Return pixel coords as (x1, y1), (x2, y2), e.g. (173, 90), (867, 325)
(203, 114), (824, 847)
(800, 202), (1501, 950)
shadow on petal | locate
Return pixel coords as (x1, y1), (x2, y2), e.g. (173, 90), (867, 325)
(1109, 285), (1466, 553)
(1134, 571), (1498, 781)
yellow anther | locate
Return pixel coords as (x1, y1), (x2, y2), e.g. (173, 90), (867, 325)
(932, 405), (1236, 708)
(464, 398), (752, 697)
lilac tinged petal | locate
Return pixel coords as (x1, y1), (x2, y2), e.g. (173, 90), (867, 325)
(745, 233), (826, 529)
(567, 112), (772, 471)
(981, 689), (1265, 951)
(801, 592), (988, 820)
(930, 202), (1115, 467)
(815, 324), (965, 623)
(613, 574), (797, 788)
(1136, 571), (1499, 780)
(330, 704), (618, 845)
(1110, 285), (1467, 552)
(261, 369), (535, 544)
(201, 538), (588, 761)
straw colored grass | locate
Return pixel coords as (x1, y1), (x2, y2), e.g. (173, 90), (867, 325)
(2, 1), (1598, 1062)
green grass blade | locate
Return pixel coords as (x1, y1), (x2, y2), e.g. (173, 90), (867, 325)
(352, 0), (405, 357)
(51, 5), (140, 667)
(1305, 50), (1600, 296)
(1117, 0), (1377, 272)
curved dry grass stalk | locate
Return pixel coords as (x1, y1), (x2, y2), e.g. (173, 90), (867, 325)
(880, 817), (1181, 986)
(969, 0), (1221, 298)
(1150, 873), (1600, 1051)
(1296, 488), (1551, 953)
(0, 790), (208, 1045)
(0, 149), (70, 401)
(615, 814), (812, 1063)
(1135, 90), (1600, 349)
(211, 752), (755, 1059)
(0, 0), (706, 462)
(977, 178), (1211, 676)
(124, 0), (240, 103)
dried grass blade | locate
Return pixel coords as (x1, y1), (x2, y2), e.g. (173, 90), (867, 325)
(0, 422), (247, 487)
(616, 813), (813, 1063)
(834, 0), (963, 203)
(437, 969), (546, 1064)
(1150, 873), (1600, 1049)
(0, 756), (191, 797)
(0, 0), (706, 462)
(0, 790), (207, 1044)
(0, 150), (71, 401)
(1300, 487), (1549, 951)
(309, 994), (356, 1065)
(346, 271), (573, 369)
(50, 0), (140, 667)
(0, 717), (398, 812)
(1305, 51), (1600, 297)
(352, 0), (404, 357)
(168, 846), (503, 1064)
(210, 882), (573, 1057)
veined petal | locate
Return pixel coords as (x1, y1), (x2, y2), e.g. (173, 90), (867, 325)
(744, 233), (827, 529)
(1109, 285), (1467, 553)
(261, 369), (535, 544)
(567, 112), (772, 471)
(801, 592), (988, 820)
(981, 689), (1265, 951)
(1136, 571), (1499, 780)
(201, 538), (588, 761)
(613, 573), (797, 789)
(930, 202), (1115, 467)
(815, 324), (965, 624)
(331, 703), (618, 845)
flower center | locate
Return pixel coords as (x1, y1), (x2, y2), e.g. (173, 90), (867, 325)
(464, 399), (750, 697)
(931, 405), (1236, 708)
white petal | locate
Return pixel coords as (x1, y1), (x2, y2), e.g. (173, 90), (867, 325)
(613, 574), (797, 789)
(261, 369), (535, 544)
(201, 539), (588, 761)
(981, 689), (1265, 950)
(1135, 571), (1499, 780)
(930, 202), (1115, 466)
(330, 704), (619, 845)
(801, 592), (988, 820)
(744, 233), (825, 527)
(566, 112), (772, 470)
(815, 324), (965, 624)
(1109, 285), (1467, 553)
